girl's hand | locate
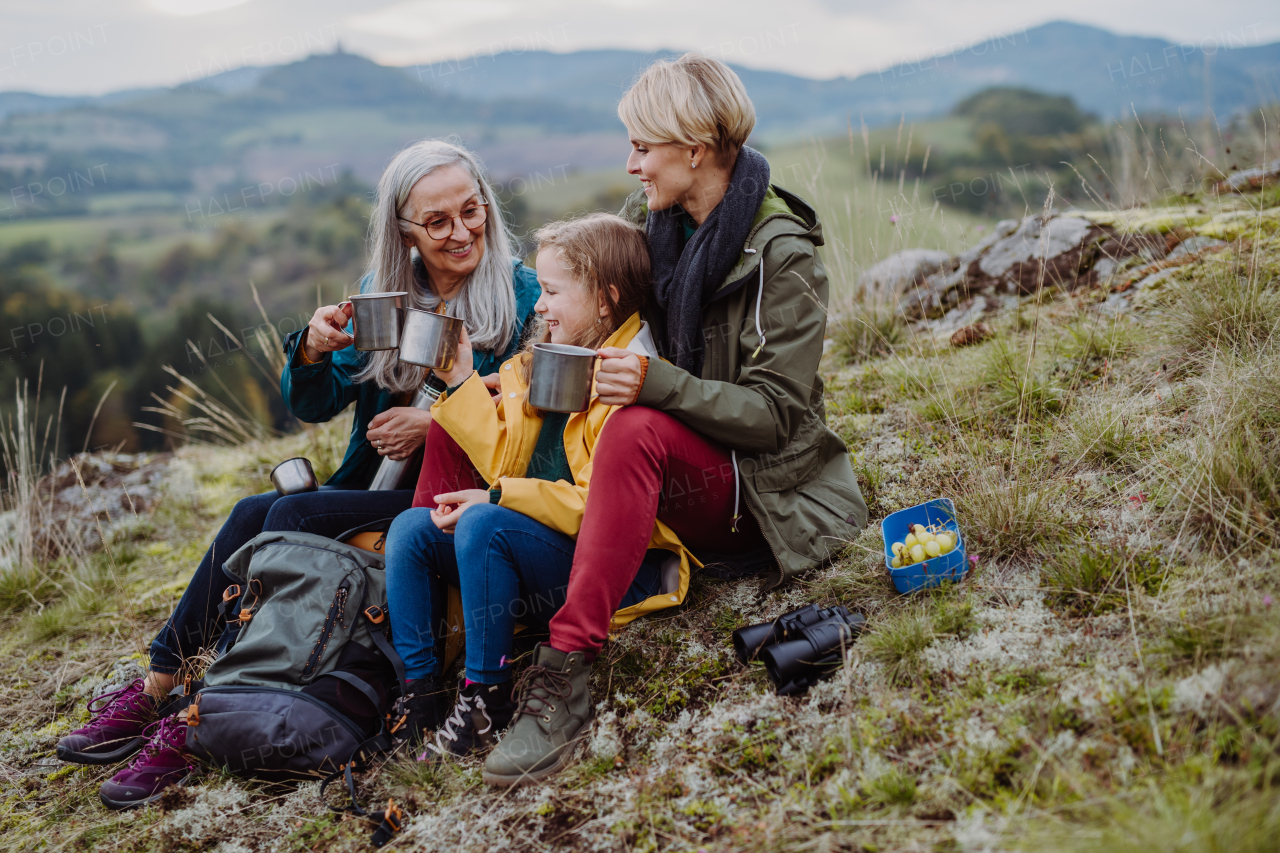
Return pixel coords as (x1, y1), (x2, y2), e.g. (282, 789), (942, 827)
(366, 407), (432, 459)
(302, 303), (355, 362)
(435, 326), (476, 388)
(596, 348), (643, 405)
(481, 372), (502, 405)
(430, 489), (490, 533)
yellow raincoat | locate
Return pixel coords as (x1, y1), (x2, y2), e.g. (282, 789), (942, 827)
(431, 312), (697, 630)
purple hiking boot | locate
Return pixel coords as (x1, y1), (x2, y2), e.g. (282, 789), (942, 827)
(56, 678), (159, 765)
(99, 715), (194, 810)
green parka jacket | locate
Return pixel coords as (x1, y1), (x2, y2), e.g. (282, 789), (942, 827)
(621, 184), (868, 587)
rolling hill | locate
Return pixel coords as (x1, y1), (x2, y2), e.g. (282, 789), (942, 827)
(412, 21), (1280, 132)
(0, 20), (1276, 225)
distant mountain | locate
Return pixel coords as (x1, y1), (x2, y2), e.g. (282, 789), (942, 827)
(0, 87), (166, 121)
(0, 51), (627, 216)
(1, 22), (1276, 221)
(3, 20), (1276, 131)
(0, 92), (86, 120)
(412, 21), (1280, 133)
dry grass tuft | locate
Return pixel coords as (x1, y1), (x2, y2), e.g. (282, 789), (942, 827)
(830, 298), (907, 363)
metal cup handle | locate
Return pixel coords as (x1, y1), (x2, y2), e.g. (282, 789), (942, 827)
(331, 301), (355, 342)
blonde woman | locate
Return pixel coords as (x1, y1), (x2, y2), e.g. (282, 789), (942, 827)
(59, 139), (540, 810)
(486, 54), (868, 786)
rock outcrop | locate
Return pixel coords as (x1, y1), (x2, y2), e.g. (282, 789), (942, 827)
(1215, 159), (1280, 194)
(858, 249), (950, 299)
(887, 200), (1279, 328)
(27, 452), (172, 556)
(897, 213), (1129, 320)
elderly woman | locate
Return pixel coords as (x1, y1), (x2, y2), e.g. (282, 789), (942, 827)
(484, 54), (868, 786)
(57, 139), (539, 810)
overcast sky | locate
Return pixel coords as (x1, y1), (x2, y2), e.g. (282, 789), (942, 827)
(2, 0), (1277, 95)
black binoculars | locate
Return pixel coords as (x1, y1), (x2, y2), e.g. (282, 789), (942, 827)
(732, 603), (867, 696)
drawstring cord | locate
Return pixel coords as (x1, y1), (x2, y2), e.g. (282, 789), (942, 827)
(735, 245), (762, 532)
(746, 249), (766, 359)
(730, 450), (741, 533)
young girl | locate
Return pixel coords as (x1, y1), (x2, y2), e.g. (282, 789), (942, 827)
(384, 213), (695, 765)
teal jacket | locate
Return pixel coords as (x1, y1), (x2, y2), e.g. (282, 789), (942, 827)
(280, 260), (540, 487)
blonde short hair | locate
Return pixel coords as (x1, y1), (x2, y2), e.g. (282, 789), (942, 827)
(618, 53), (756, 153)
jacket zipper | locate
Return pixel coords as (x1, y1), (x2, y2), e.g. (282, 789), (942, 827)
(301, 583), (349, 679)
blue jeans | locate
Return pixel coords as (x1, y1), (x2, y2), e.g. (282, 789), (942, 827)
(385, 503), (663, 684)
(148, 486), (413, 674)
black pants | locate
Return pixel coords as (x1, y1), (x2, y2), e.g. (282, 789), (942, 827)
(147, 486), (412, 673)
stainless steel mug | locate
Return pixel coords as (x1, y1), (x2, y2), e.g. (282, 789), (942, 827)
(527, 343), (598, 413)
(270, 457), (319, 496)
(338, 292), (407, 351)
(399, 308), (464, 370)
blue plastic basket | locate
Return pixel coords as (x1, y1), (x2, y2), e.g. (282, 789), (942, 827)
(881, 498), (967, 594)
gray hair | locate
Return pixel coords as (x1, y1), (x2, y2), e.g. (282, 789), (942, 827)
(354, 139), (518, 392)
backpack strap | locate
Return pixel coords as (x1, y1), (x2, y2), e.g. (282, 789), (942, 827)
(334, 517), (396, 545)
(319, 760), (368, 817)
(213, 577), (263, 656)
(370, 799), (404, 848)
(318, 732), (395, 816)
(361, 603), (406, 688)
(322, 671), (384, 714)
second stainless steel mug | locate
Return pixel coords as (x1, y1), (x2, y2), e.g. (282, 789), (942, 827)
(399, 308), (464, 370)
(527, 343), (598, 413)
(270, 457), (319, 496)
(338, 292), (407, 351)
(367, 308), (463, 490)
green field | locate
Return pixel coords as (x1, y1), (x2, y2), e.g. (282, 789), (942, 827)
(1, 118), (997, 301)
(0, 210), (229, 264)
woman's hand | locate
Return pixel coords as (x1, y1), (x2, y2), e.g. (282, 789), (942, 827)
(302, 303), (355, 362)
(430, 489), (490, 533)
(366, 407), (432, 459)
(435, 326), (476, 388)
(596, 348), (644, 406)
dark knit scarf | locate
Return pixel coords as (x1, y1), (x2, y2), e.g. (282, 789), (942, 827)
(647, 146), (770, 375)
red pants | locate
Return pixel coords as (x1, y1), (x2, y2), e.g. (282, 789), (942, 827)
(415, 410), (768, 658)
(548, 407), (767, 657)
(413, 421), (487, 508)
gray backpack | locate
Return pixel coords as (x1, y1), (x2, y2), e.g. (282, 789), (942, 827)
(182, 527), (405, 814)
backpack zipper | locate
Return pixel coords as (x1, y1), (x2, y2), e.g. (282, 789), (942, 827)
(301, 582), (349, 679)
(191, 685), (367, 743)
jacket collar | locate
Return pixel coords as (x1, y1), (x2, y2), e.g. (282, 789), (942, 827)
(715, 185), (824, 298)
(602, 312), (644, 351)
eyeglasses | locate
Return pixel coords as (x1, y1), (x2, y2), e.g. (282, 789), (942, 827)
(398, 202), (488, 241)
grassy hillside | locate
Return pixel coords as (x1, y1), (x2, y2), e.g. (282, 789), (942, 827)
(0, 177), (1276, 850)
(516, 132), (994, 286)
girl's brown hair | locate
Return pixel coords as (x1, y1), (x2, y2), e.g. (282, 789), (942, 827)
(518, 213), (651, 414)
